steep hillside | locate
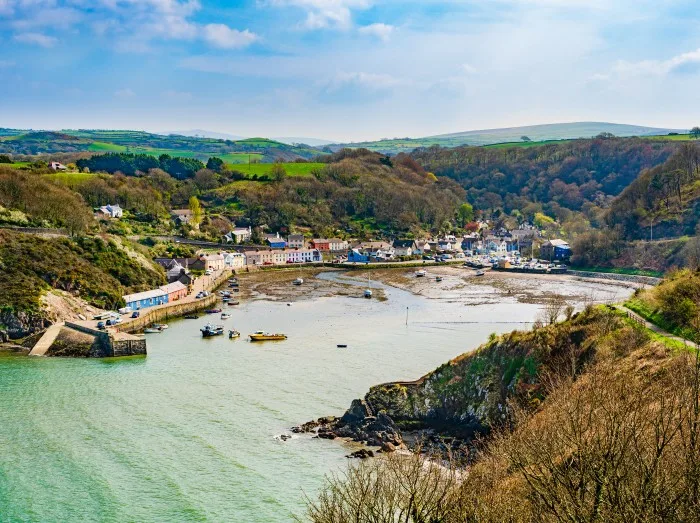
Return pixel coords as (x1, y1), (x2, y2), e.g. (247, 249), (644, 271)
(0, 231), (165, 338)
(329, 122), (685, 154)
(607, 142), (700, 239)
(412, 137), (677, 218)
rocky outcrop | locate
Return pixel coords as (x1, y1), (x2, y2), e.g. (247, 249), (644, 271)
(299, 307), (619, 454)
(0, 310), (51, 339)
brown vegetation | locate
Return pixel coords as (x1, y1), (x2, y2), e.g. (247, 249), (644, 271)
(305, 301), (700, 522)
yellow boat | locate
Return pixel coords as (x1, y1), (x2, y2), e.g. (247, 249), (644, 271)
(249, 331), (288, 341)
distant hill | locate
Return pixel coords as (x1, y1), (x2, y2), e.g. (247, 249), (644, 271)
(164, 129), (246, 140)
(330, 122), (687, 154)
(272, 136), (334, 146)
(0, 129), (322, 163)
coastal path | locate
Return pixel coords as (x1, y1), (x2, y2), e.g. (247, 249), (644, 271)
(616, 305), (691, 346)
(29, 322), (64, 356)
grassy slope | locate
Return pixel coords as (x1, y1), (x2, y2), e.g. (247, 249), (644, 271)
(226, 162), (324, 177)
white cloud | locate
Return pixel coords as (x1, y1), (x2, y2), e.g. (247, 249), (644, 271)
(114, 88), (136, 98)
(358, 23), (393, 42)
(13, 32), (57, 47)
(611, 48), (700, 77)
(327, 71), (404, 91)
(461, 63), (477, 74)
(203, 24), (258, 49)
(268, 0), (371, 29)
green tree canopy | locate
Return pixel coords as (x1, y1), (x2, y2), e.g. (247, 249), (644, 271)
(457, 202), (474, 227)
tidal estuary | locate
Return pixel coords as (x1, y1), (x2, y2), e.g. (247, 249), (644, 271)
(0, 272), (636, 521)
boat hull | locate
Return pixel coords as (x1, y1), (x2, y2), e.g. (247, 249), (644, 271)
(249, 334), (287, 341)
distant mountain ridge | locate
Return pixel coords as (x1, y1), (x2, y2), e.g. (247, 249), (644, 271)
(329, 122), (687, 154)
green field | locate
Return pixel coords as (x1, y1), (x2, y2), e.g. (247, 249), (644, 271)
(227, 162), (324, 177)
(219, 153), (264, 164)
(88, 141), (127, 152)
(46, 171), (96, 187)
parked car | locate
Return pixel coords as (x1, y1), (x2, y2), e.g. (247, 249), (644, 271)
(205, 269), (213, 275)
(422, 255), (434, 260)
(97, 321), (106, 330)
(131, 311), (140, 318)
(106, 319), (114, 326)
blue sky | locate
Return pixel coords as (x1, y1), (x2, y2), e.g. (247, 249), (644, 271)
(1, 0), (700, 141)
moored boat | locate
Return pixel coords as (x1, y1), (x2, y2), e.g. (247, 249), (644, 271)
(151, 323), (168, 330)
(229, 329), (240, 339)
(249, 331), (287, 341)
(416, 270), (427, 277)
(205, 308), (222, 314)
(143, 327), (162, 333)
(184, 314), (200, 319)
(475, 270), (485, 276)
(435, 276), (443, 282)
(201, 324), (224, 337)
(292, 278), (304, 286)
(221, 313), (231, 320)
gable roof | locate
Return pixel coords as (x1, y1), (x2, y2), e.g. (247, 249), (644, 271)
(123, 288), (167, 303)
(159, 281), (187, 294)
(393, 239), (416, 248)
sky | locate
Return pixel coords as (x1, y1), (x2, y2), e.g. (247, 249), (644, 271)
(1, 0), (700, 142)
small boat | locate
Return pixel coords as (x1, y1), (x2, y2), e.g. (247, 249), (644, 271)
(229, 329), (241, 339)
(205, 308), (222, 314)
(228, 301), (240, 306)
(416, 270), (427, 277)
(222, 297), (230, 303)
(143, 328), (162, 334)
(249, 331), (287, 341)
(435, 276), (443, 282)
(151, 323), (168, 330)
(184, 314), (199, 319)
(475, 270), (485, 277)
(221, 313), (231, 320)
(337, 344), (348, 348)
(201, 324), (224, 337)
(292, 278), (304, 286)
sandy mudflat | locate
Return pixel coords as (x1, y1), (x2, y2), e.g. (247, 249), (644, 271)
(234, 265), (638, 308)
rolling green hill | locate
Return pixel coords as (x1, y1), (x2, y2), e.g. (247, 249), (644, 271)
(0, 129), (321, 162)
(330, 122), (687, 154)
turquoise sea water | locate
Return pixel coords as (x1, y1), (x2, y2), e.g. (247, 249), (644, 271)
(0, 276), (632, 522)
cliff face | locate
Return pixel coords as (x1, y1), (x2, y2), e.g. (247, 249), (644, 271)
(0, 310), (50, 339)
(300, 307), (621, 447)
(363, 309), (610, 436)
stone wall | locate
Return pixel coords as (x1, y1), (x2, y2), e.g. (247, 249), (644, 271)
(569, 270), (661, 286)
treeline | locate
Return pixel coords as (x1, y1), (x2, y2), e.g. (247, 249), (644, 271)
(76, 153), (205, 179)
(412, 137), (676, 218)
(210, 149), (465, 236)
(607, 143), (700, 239)
(0, 166), (93, 233)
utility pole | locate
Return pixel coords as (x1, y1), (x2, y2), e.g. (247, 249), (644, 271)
(406, 307), (409, 326)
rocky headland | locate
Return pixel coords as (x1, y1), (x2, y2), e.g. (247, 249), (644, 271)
(296, 305), (627, 457)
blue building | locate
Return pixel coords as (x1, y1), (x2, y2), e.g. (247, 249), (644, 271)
(265, 233), (287, 249)
(541, 239), (571, 261)
(347, 248), (370, 263)
(122, 289), (168, 310)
